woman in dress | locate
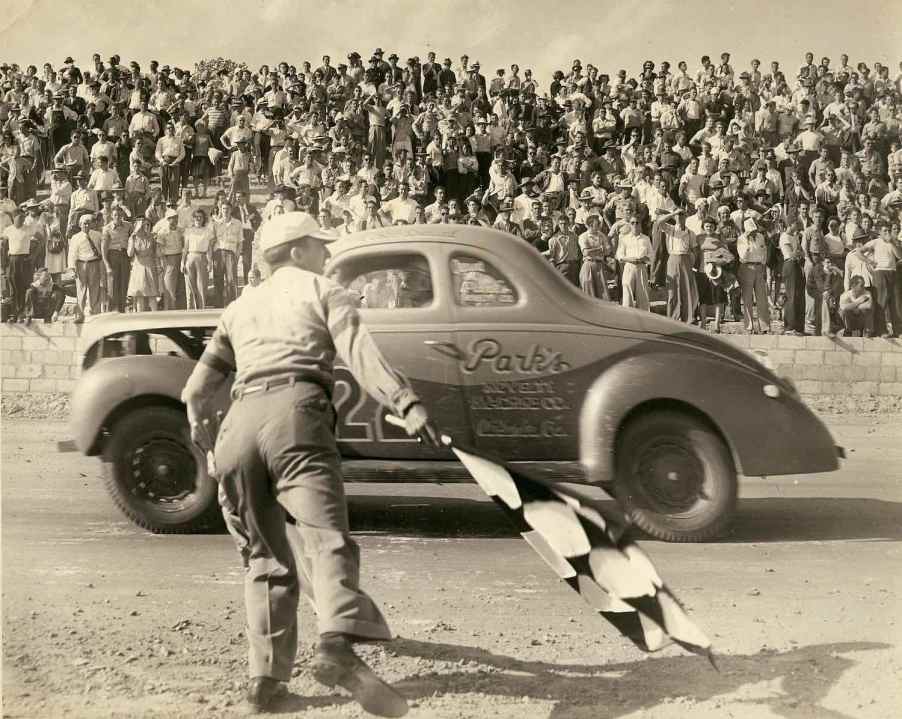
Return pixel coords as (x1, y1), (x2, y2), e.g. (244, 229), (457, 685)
(578, 214), (616, 301)
(126, 218), (159, 311)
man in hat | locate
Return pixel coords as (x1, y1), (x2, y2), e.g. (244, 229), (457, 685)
(155, 207), (185, 309)
(66, 213), (105, 321)
(736, 217), (772, 333)
(492, 199), (521, 237)
(181, 212), (437, 714)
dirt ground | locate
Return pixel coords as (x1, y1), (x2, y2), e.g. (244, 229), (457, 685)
(2, 418), (901, 718)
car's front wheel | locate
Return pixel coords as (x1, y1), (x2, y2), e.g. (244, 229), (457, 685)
(102, 406), (222, 533)
(614, 410), (737, 542)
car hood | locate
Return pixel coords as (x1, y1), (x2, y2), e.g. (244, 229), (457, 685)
(568, 298), (779, 381)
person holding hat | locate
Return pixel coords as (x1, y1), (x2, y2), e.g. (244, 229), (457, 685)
(736, 216), (772, 333)
(66, 213), (104, 321)
(67, 172), (99, 237)
(53, 128), (91, 180)
(696, 214), (734, 332)
(181, 211), (437, 715)
(654, 207), (700, 323)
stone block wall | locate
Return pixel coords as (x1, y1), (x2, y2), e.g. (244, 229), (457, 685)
(2, 323), (901, 409)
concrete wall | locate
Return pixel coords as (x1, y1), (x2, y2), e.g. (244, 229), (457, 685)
(2, 322), (901, 406)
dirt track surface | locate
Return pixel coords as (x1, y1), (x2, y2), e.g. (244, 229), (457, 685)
(2, 418), (901, 718)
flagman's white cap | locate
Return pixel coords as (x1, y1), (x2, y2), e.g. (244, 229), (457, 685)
(259, 212), (339, 253)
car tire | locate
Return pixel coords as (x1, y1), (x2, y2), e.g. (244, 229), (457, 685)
(614, 410), (737, 542)
(102, 406), (222, 534)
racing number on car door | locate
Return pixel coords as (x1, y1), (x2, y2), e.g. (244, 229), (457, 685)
(330, 250), (470, 459)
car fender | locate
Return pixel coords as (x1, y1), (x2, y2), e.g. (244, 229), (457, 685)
(70, 355), (200, 455)
(579, 350), (839, 483)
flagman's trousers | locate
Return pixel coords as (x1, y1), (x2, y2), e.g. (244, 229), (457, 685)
(213, 382), (391, 681)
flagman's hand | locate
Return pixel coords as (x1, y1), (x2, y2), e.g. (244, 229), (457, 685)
(402, 403), (441, 447)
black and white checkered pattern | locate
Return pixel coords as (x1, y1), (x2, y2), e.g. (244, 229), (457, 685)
(450, 442), (716, 667)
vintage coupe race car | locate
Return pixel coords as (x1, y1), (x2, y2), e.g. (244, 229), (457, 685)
(65, 225), (842, 541)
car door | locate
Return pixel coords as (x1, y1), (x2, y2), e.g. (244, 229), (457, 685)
(328, 244), (471, 459)
(445, 247), (593, 462)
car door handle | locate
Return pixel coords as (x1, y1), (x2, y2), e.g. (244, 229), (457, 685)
(423, 339), (465, 360)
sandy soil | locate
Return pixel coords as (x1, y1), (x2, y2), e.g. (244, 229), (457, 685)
(2, 419), (901, 718)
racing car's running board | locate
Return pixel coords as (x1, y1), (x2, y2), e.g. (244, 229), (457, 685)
(342, 459), (588, 484)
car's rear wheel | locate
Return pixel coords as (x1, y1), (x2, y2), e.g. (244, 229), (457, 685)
(102, 406), (222, 533)
(614, 410), (736, 542)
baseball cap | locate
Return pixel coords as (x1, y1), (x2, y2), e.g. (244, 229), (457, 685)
(258, 212), (338, 253)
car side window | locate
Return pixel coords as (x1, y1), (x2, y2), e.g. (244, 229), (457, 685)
(450, 254), (518, 307)
(330, 252), (434, 309)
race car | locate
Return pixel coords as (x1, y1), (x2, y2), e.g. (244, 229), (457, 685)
(63, 225), (842, 541)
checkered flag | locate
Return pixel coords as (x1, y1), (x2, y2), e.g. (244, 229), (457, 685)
(449, 440), (716, 667)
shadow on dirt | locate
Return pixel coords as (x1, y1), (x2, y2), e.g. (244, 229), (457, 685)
(347, 493), (902, 542)
(382, 638), (889, 719)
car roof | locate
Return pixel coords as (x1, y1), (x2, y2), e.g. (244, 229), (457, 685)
(328, 224), (526, 258)
(79, 309), (222, 349)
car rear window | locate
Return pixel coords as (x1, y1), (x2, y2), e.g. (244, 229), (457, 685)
(450, 254), (518, 307)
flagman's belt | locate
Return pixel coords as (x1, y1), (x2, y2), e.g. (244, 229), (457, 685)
(231, 373), (332, 402)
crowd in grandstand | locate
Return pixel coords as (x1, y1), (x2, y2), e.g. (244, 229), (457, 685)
(1, 49), (901, 336)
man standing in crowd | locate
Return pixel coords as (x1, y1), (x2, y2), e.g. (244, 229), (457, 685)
(0, 48), (898, 341)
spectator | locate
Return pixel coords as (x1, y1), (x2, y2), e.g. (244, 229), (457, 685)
(67, 213), (104, 321)
(22, 266), (65, 324)
(839, 275), (874, 336)
(779, 216), (807, 335)
(126, 217), (159, 311)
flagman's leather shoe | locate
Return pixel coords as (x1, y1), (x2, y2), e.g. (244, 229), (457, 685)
(245, 676), (288, 714)
(312, 636), (408, 717)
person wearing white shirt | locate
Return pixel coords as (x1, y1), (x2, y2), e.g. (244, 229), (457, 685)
(87, 156), (121, 193)
(736, 218), (771, 333)
(212, 202), (243, 307)
(155, 123), (186, 204)
(381, 183), (418, 224)
(615, 214), (653, 311)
